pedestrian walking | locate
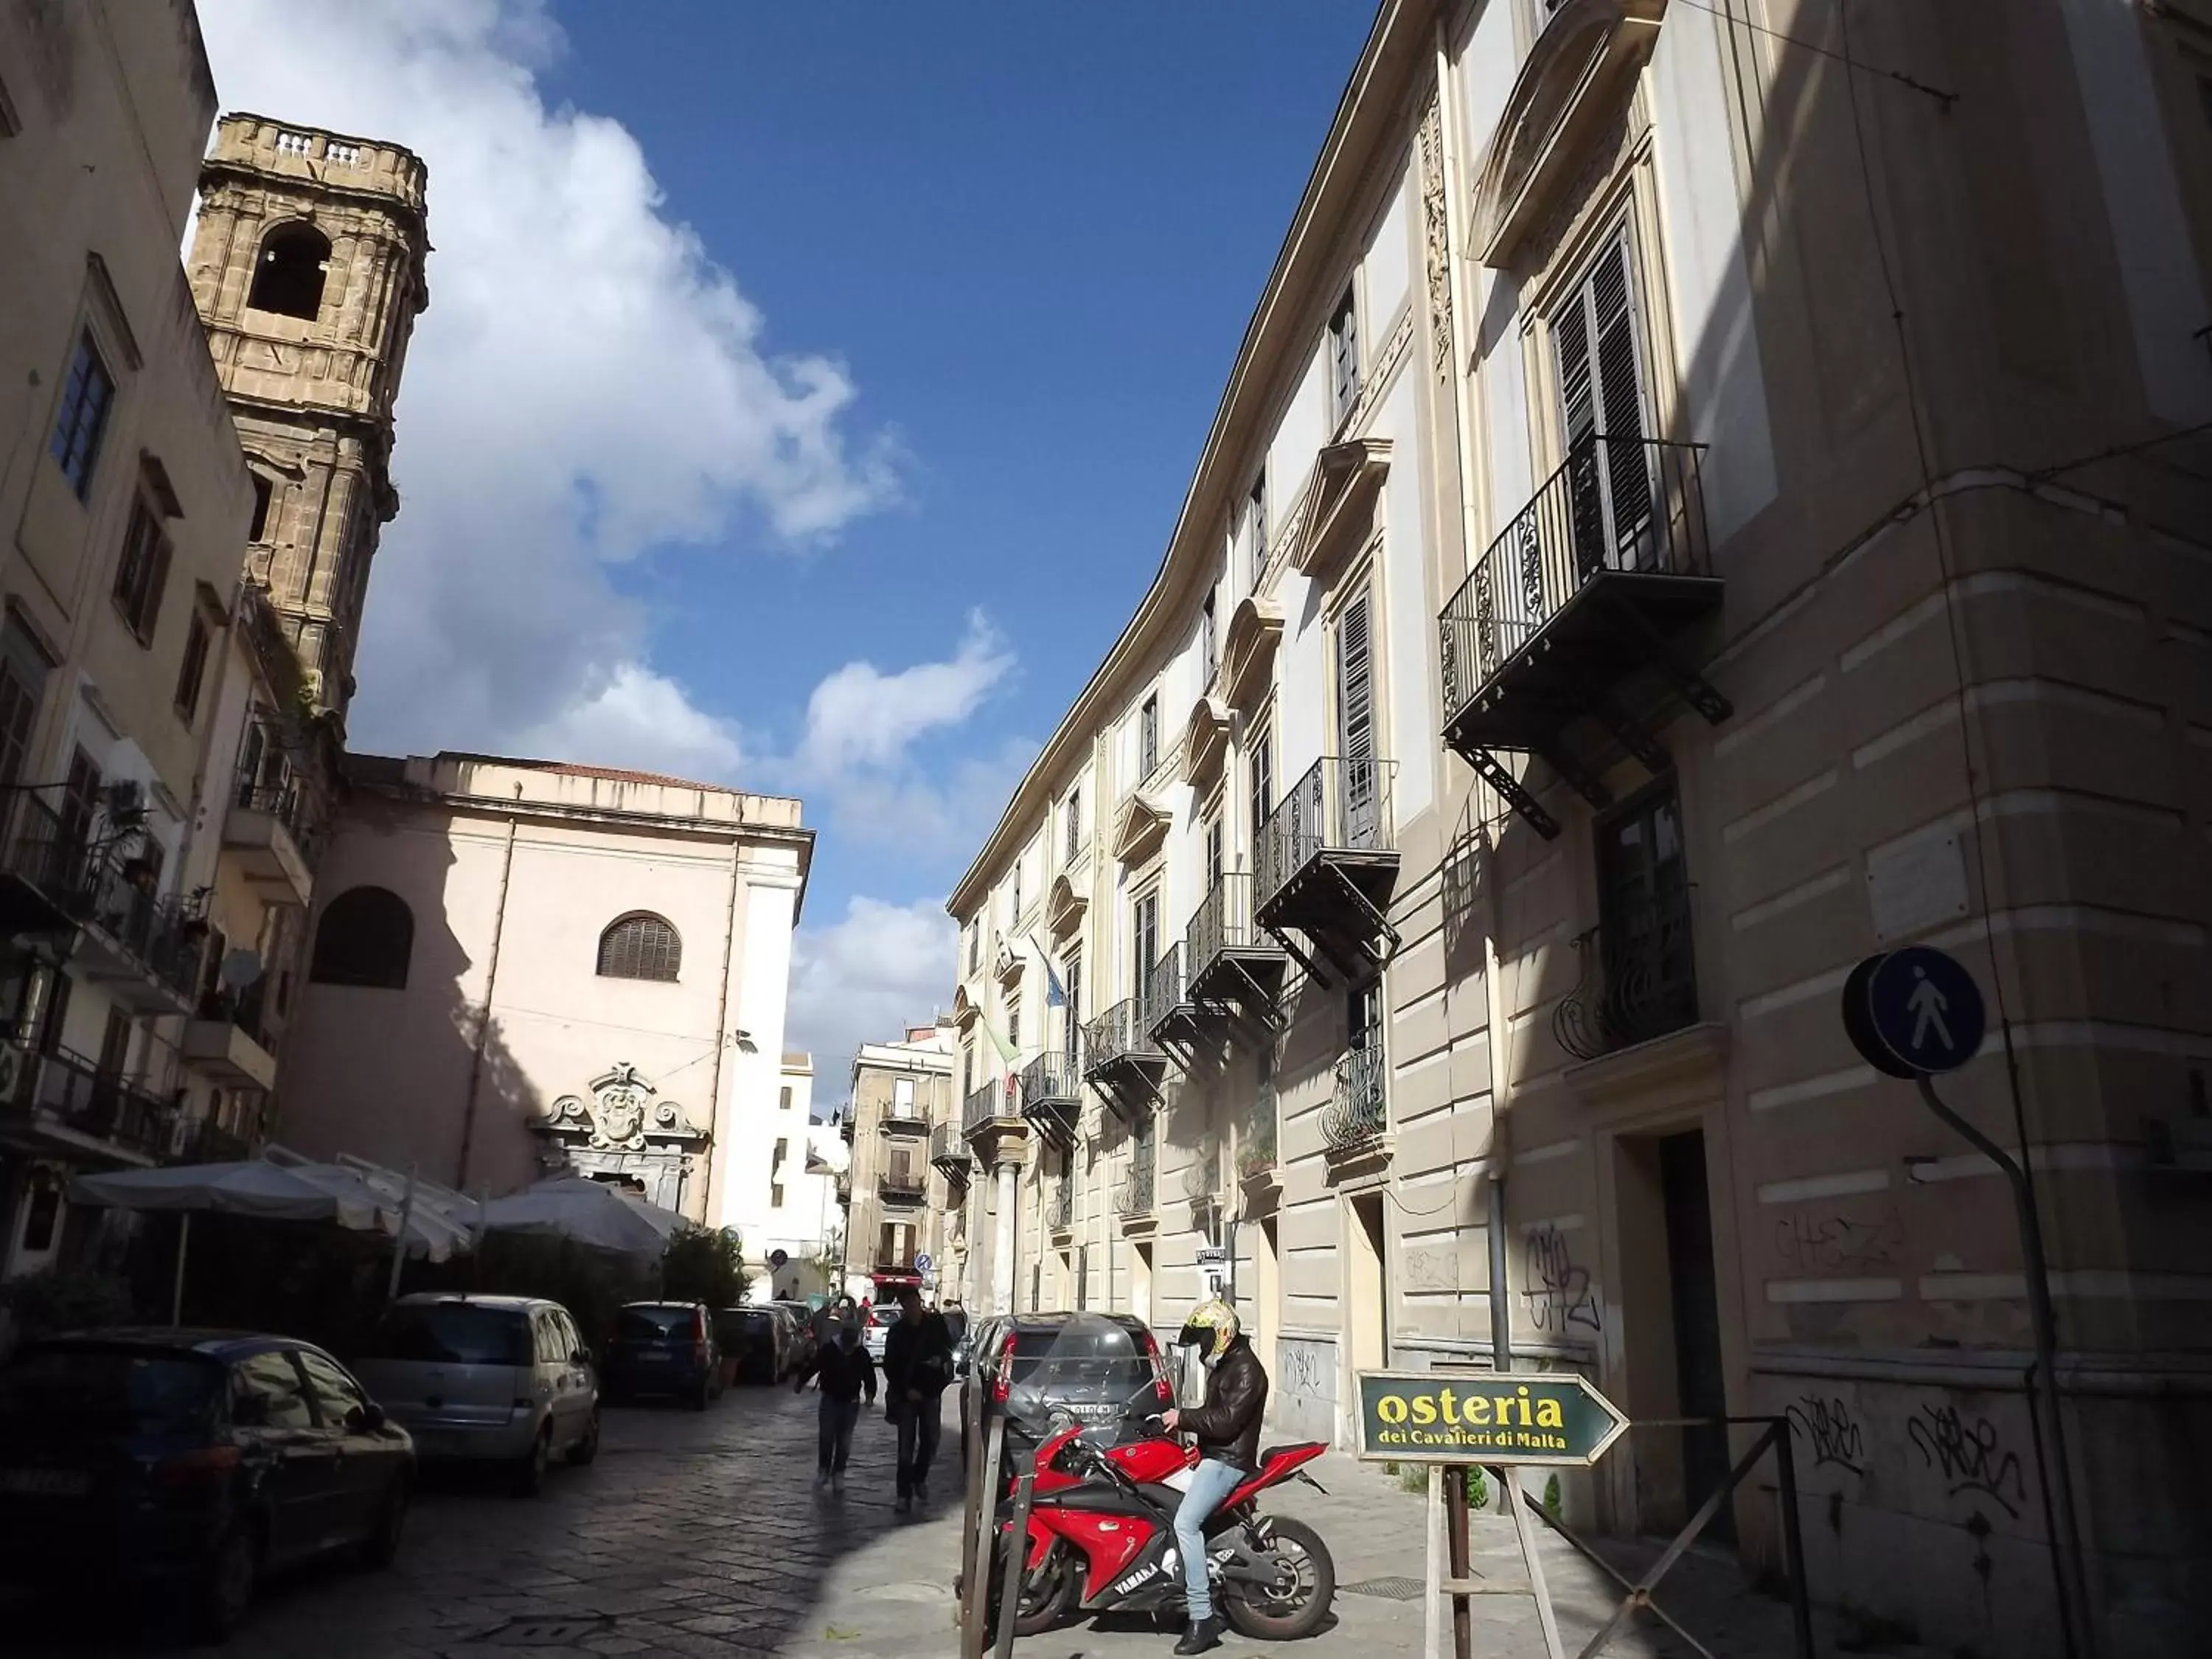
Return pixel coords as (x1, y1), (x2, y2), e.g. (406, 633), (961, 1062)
(793, 1313), (876, 1492)
(1159, 1298), (1267, 1655)
(882, 1286), (955, 1514)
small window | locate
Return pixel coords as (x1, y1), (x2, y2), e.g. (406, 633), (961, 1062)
(175, 612), (212, 721)
(112, 499), (173, 644)
(1329, 285), (1361, 425)
(1200, 590), (1218, 684)
(1138, 695), (1159, 777)
(597, 912), (681, 981)
(309, 886), (414, 989)
(1008, 1004), (1020, 1052)
(1011, 863), (1023, 921)
(247, 224), (333, 321)
(248, 475), (274, 542)
(294, 1349), (368, 1425)
(49, 332), (116, 501)
(771, 1183), (785, 1208)
(779, 1086), (793, 1110)
(1249, 723), (1274, 837)
(1064, 789), (1081, 863)
(894, 1076), (916, 1113)
(1248, 470), (1269, 575)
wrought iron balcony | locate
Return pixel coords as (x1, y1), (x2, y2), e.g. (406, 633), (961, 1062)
(1439, 436), (1728, 838)
(1020, 1051), (1080, 1147)
(4, 1047), (175, 1164)
(1048, 1170), (1074, 1232)
(1185, 872), (1287, 1036)
(1237, 1082), (1279, 1183)
(880, 1084), (933, 1133)
(929, 1120), (973, 1182)
(1321, 1045), (1387, 1152)
(1140, 944), (1199, 1060)
(962, 1078), (1018, 1136)
(1253, 756), (1401, 974)
(0, 795), (88, 936)
(1553, 881), (1700, 1062)
(1116, 1137), (1156, 1220)
(1081, 998), (1163, 1119)
(879, 1163), (926, 1203)
(72, 876), (203, 1015)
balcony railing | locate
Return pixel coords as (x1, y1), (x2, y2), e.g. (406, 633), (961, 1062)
(0, 795), (89, 927)
(1048, 1173), (1074, 1232)
(9, 1048), (175, 1161)
(962, 1079), (1014, 1134)
(929, 1120), (973, 1179)
(1115, 1138), (1156, 1219)
(1182, 1138), (1220, 1202)
(74, 870), (204, 1009)
(1081, 998), (1159, 1077)
(1139, 944), (1188, 1039)
(1553, 881), (1700, 1062)
(1020, 1050), (1079, 1143)
(1321, 1045), (1387, 1152)
(1253, 755), (1398, 921)
(879, 1164), (926, 1202)
(1237, 1081), (1279, 1181)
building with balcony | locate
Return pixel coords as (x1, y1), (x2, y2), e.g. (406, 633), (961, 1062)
(0, 0), (271, 1284)
(942, 2), (2212, 1653)
(838, 1021), (958, 1303)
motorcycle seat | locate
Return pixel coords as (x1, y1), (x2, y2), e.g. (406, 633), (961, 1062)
(1259, 1444), (1301, 1464)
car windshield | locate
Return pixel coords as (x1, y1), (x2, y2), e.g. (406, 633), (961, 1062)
(363, 1304), (532, 1366)
(619, 1307), (695, 1340)
(1003, 1313), (1158, 1431)
(0, 1346), (224, 1435)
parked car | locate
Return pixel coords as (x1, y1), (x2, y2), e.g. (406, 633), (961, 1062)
(602, 1302), (720, 1408)
(772, 1301), (819, 1375)
(713, 1307), (789, 1385)
(0, 1329), (414, 1639)
(861, 1301), (900, 1364)
(961, 1312), (1172, 1452)
(349, 1294), (599, 1495)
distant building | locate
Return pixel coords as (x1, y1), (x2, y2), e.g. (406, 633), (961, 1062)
(838, 1021), (961, 1303)
(754, 1051), (844, 1301)
(277, 754), (811, 1233)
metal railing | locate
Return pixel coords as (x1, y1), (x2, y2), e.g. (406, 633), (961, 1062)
(1020, 1049), (1078, 1105)
(1186, 871), (1265, 976)
(962, 1079), (1011, 1133)
(77, 868), (203, 1004)
(0, 795), (201, 1002)
(1081, 998), (1156, 1074)
(1255, 756), (1397, 916)
(0, 794), (88, 906)
(1237, 1080), (1279, 1180)
(1048, 1172), (1074, 1231)
(1115, 1137), (1156, 1218)
(1553, 881), (1700, 1062)
(879, 1163), (926, 1200)
(195, 978), (274, 1051)
(1182, 1138), (1221, 1201)
(1439, 435), (1710, 723)
(1139, 944), (1186, 1034)
(13, 1048), (174, 1160)
(928, 1120), (972, 1174)
(1321, 1045), (1387, 1150)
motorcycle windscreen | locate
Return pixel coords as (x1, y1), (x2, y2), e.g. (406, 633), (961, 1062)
(1003, 1312), (1161, 1441)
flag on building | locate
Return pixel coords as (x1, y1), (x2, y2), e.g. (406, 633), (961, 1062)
(981, 1017), (1018, 1067)
(1029, 934), (1068, 1008)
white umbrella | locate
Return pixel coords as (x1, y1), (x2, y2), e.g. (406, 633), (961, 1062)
(476, 1176), (687, 1256)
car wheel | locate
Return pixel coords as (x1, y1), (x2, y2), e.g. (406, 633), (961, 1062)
(362, 1476), (409, 1568)
(511, 1426), (552, 1497)
(194, 1524), (259, 1640)
(568, 1407), (602, 1466)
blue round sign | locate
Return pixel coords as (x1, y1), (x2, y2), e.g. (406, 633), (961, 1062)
(1861, 946), (1985, 1075)
(915, 1252), (933, 1275)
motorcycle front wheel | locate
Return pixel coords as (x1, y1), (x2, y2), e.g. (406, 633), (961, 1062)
(987, 1538), (1079, 1638)
(1222, 1516), (1335, 1641)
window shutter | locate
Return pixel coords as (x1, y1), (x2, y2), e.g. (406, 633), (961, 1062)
(1590, 242), (1653, 552)
(1336, 589), (1374, 763)
(1555, 291), (1595, 444)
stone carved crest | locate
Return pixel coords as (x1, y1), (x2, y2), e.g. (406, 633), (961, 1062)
(540, 1062), (696, 1153)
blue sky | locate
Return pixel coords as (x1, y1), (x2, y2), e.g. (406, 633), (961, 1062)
(198, 1), (1374, 1087)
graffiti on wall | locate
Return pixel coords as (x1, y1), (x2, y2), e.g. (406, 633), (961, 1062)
(1523, 1225), (1601, 1336)
(1907, 1402), (2026, 1520)
(1773, 1206), (1905, 1271)
(1785, 1394), (1866, 1475)
(1402, 1244), (1460, 1293)
(1278, 1339), (1333, 1403)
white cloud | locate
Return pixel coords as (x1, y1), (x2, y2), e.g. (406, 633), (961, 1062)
(785, 897), (956, 1100)
(794, 612), (1015, 779)
(195, 0), (897, 755)
(515, 662), (742, 783)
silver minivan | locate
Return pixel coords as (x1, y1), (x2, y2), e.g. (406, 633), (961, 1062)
(349, 1293), (599, 1495)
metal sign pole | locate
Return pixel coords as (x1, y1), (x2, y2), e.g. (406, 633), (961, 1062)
(1445, 1467), (1472, 1659)
(992, 1470), (1033, 1659)
(1424, 1466), (1444, 1659)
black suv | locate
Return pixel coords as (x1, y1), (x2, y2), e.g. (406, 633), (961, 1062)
(961, 1312), (1173, 1450)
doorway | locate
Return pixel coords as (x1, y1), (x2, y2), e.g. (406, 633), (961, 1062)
(1253, 1216), (1281, 1385)
(1132, 1241), (1154, 1332)
(1346, 1193), (1388, 1373)
(1658, 1130), (1731, 1542)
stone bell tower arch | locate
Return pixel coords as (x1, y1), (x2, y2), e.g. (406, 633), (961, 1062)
(187, 114), (430, 728)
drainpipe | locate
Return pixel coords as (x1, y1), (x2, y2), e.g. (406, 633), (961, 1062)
(454, 795), (519, 1188)
(695, 838), (743, 1225)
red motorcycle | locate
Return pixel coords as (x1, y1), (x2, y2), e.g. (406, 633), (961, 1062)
(992, 1393), (1336, 1640)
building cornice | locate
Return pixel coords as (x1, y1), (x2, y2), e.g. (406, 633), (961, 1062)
(945, 0), (1436, 917)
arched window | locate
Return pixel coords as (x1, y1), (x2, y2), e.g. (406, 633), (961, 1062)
(247, 224), (333, 321)
(597, 913), (681, 982)
(309, 886), (413, 989)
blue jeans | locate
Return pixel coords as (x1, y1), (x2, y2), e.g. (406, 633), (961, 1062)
(818, 1397), (860, 1473)
(1175, 1458), (1245, 1621)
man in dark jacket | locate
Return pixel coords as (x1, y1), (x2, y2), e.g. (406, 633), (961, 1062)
(1161, 1298), (1267, 1655)
(883, 1287), (956, 1513)
(793, 1315), (876, 1492)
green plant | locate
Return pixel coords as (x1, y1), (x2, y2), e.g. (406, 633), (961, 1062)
(661, 1226), (749, 1309)
(0, 1267), (134, 1338)
(1466, 1467), (1489, 1508)
(1542, 1473), (1561, 1520)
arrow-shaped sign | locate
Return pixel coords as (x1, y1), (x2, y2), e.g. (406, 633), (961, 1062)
(1355, 1369), (1630, 1468)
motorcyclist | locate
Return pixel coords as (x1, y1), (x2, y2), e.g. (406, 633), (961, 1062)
(1159, 1298), (1267, 1655)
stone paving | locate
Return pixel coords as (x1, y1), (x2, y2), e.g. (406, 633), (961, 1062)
(4, 1385), (1879, 1658)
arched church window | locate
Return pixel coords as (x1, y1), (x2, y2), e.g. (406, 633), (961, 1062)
(309, 886), (413, 989)
(248, 224), (333, 321)
(597, 913), (681, 983)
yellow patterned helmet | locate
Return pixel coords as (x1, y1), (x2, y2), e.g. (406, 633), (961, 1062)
(1178, 1298), (1241, 1361)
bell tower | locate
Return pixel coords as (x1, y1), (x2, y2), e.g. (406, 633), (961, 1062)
(187, 114), (430, 728)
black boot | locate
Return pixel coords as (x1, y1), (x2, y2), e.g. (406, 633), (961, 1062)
(1175, 1613), (1225, 1655)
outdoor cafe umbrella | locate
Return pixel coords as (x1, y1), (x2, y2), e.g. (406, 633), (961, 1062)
(474, 1176), (687, 1258)
(71, 1157), (467, 1324)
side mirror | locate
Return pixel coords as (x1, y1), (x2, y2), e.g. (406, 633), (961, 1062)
(352, 1401), (387, 1433)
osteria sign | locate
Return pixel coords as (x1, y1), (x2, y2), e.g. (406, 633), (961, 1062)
(1354, 1370), (1629, 1467)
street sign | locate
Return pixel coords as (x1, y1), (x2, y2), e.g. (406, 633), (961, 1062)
(1195, 1245), (1230, 1266)
(1843, 946), (1986, 1077)
(915, 1252), (933, 1274)
(1355, 1370), (1628, 1468)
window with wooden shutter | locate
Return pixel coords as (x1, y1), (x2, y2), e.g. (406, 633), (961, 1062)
(1554, 233), (1656, 576)
(1133, 891), (1158, 998)
(1336, 588), (1380, 844)
(597, 912), (681, 981)
(112, 500), (173, 645)
(1329, 286), (1360, 425)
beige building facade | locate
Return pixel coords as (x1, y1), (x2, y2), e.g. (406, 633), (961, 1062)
(836, 1022), (961, 1304)
(946, 3), (2212, 1655)
(279, 754), (813, 1251)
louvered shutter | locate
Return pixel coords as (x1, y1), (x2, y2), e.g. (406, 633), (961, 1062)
(1590, 242), (1655, 563)
(1336, 588), (1378, 845)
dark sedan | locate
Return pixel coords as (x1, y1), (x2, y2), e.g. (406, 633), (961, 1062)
(602, 1302), (720, 1408)
(0, 1329), (414, 1639)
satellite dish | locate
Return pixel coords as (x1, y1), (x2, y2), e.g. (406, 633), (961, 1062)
(219, 948), (264, 989)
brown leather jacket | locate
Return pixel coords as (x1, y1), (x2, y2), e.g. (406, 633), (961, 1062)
(1179, 1337), (1267, 1470)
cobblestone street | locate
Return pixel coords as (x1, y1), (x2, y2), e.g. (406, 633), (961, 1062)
(5, 1385), (1866, 1659)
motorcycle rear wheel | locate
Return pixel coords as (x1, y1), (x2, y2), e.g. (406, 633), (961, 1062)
(1222, 1516), (1335, 1641)
(987, 1540), (1079, 1638)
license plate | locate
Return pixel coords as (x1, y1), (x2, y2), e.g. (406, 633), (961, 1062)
(0, 1469), (90, 1497)
(1072, 1405), (1117, 1422)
